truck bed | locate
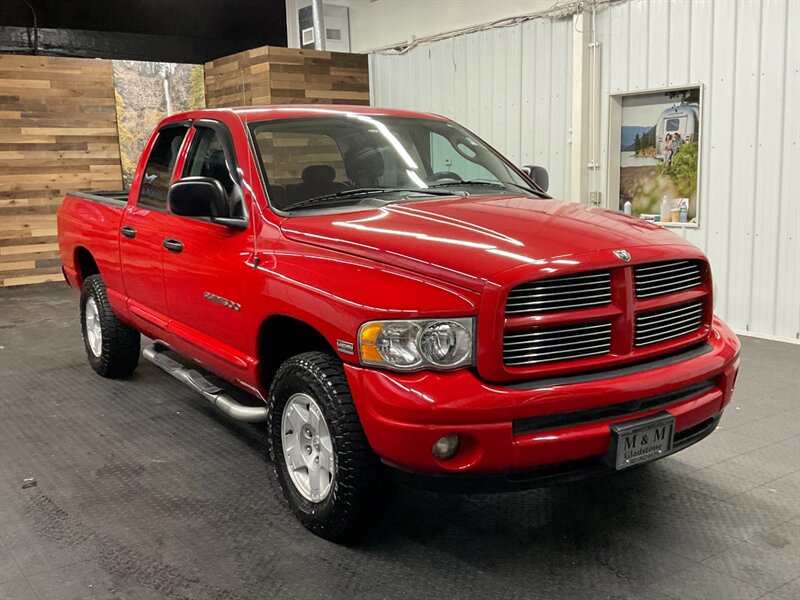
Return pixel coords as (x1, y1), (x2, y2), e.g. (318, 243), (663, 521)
(58, 190), (129, 294)
(69, 190), (129, 208)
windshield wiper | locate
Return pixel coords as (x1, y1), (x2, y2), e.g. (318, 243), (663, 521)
(284, 187), (460, 211)
(428, 179), (543, 196)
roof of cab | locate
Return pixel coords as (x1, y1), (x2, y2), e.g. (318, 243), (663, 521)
(225, 104), (447, 122)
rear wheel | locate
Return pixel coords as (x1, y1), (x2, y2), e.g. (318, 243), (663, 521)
(80, 274), (140, 378)
(268, 351), (384, 542)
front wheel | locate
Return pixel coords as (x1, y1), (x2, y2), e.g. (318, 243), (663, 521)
(80, 274), (140, 378)
(268, 351), (384, 542)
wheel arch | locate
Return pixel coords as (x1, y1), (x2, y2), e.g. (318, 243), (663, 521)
(257, 314), (336, 391)
(74, 246), (100, 287)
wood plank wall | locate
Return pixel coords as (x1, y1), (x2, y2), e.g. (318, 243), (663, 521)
(0, 47), (366, 287)
(0, 55), (122, 287)
(203, 45), (369, 108)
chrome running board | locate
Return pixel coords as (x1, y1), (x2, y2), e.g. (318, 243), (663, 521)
(142, 344), (268, 423)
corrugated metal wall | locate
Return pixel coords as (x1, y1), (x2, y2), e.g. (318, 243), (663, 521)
(368, 0), (799, 342)
(595, 0), (799, 342)
(369, 17), (574, 200)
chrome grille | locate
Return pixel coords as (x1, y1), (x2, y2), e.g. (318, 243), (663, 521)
(503, 322), (612, 366)
(506, 271), (611, 316)
(635, 301), (704, 347)
(634, 260), (702, 298)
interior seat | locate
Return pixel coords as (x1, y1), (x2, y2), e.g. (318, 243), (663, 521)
(344, 145), (384, 188)
(204, 150), (234, 193)
(202, 150), (246, 217)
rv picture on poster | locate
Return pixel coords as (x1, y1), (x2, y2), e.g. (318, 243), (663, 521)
(619, 87), (700, 224)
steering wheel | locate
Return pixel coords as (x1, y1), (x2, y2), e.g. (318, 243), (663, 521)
(427, 171), (463, 183)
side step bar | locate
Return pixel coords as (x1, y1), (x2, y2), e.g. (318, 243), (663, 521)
(142, 344), (268, 423)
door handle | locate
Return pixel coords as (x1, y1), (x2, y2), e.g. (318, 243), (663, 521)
(120, 225), (136, 239)
(162, 238), (183, 253)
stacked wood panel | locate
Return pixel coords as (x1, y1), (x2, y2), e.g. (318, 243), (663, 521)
(203, 46), (369, 108)
(0, 55), (122, 287)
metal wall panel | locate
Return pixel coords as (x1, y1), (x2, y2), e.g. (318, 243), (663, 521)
(595, 0), (799, 342)
(368, 0), (799, 342)
(369, 17), (574, 200)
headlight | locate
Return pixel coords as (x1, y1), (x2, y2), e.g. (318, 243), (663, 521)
(358, 318), (474, 371)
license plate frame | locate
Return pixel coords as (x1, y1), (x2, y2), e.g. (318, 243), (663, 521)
(608, 411), (675, 470)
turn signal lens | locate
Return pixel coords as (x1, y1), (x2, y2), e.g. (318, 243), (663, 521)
(358, 323), (384, 361)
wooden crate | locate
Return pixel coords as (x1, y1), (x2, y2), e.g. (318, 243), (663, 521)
(0, 55), (123, 287)
(204, 46), (369, 108)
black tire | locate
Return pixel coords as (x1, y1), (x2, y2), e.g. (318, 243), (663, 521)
(80, 274), (140, 378)
(268, 351), (384, 542)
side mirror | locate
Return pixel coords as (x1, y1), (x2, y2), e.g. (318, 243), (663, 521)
(521, 165), (549, 192)
(168, 177), (245, 228)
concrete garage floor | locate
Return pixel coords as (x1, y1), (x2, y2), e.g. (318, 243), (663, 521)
(0, 284), (798, 600)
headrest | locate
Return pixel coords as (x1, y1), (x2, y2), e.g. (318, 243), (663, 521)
(207, 149), (227, 170)
(205, 150), (233, 192)
(344, 145), (384, 182)
(302, 164), (336, 184)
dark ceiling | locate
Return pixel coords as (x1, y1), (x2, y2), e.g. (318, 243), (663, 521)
(0, 0), (288, 63)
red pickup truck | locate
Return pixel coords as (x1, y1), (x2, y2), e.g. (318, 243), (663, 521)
(58, 106), (740, 541)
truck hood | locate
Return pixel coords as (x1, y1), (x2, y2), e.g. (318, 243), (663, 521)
(280, 195), (695, 291)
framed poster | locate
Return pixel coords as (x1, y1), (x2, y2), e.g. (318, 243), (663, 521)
(607, 85), (702, 227)
(112, 61), (205, 188)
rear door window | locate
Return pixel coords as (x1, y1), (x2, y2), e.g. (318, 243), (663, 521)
(138, 126), (188, 210)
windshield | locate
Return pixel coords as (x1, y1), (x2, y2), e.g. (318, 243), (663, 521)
(248, 114), (540, 212)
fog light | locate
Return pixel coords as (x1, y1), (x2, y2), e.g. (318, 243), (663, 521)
(432, 434), (460, 460)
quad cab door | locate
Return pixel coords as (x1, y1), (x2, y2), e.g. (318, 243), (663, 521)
(161, 120), (257, 382)
(120, 123), (190, 333)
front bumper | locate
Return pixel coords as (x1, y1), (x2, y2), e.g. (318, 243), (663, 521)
(391, 413), (723, 492)
(344, 317), (740, 481)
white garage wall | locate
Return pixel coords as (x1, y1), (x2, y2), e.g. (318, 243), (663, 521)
(285, 0), (558, 53)
(368, 0), (799, 343)
(594, 0), (799, 342)
(369, 17), (574, 200)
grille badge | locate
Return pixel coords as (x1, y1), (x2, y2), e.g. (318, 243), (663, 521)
(613, 249), (631, 262)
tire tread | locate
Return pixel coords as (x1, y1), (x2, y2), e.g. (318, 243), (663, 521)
(268, 351), (384, 542)
(81, 274), (140, 378)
